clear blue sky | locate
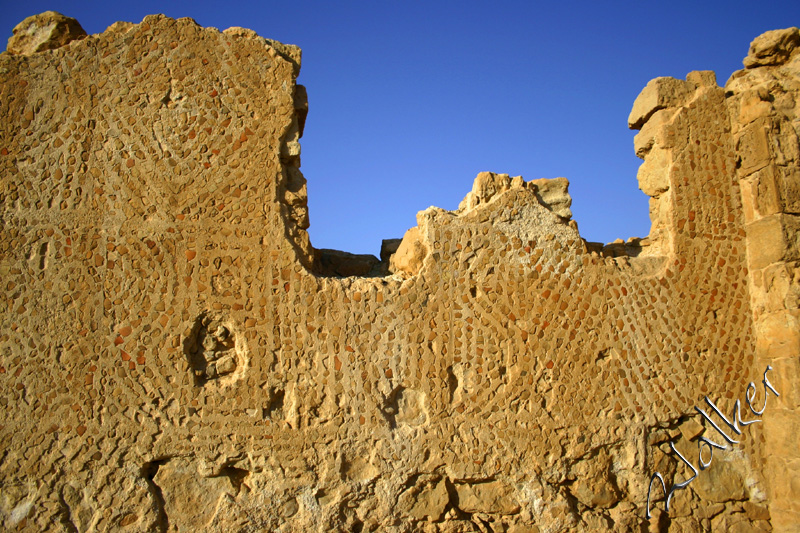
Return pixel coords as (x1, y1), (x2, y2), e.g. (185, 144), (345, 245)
(3, 2), (799, 255)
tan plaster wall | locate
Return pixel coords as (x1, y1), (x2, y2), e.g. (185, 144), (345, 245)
(0, 14), (797, 533)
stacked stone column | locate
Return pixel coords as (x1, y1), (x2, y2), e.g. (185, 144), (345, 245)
(728, 27), (800, 533)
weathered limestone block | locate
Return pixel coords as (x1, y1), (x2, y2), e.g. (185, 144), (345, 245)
(341, 455), (378, 482)
(58, 485), (98, 531)
(747, 117), (800, 172)
(380, 238), (402, 262)
(0, 482), (37, 530)
(628, 77), (696, 129)
(771, 509), (800, 533)
(690, 459), (748, 503)
(633, 108), (680, 158)
(529, 177), (572, 219)
(150, 458), (243, 530)
(685, 70), (717, 87)
(765, 356), (800, 410)
(458, 171), (516, 211)
(293, 84), (309, 137)
(763, 456), (800, 516)
(394, 173), (577, 279)
(750, 260), (800, 315)
(736, 90), (777, 126)
(740, 165), (800, 223)
(743, 27), (800, 68)
(568, 449), (622, 509)
(455, 480), (520, 515)
(663, 484), (693, 518)
(389, 226), (428, 276)
(677, 416), (704, 442)
(744, 501), (772, 521)
(712, 513), (772, 533)
(458, 171), (572, 220)
(316, 248), (380, 277)
(754, 309), (800, 360)
(765, 409), (800, 460)
(5, 11), (86, 55)
(636, 146), (672, 197)
(391, 387), (428, 426)
(283, 168), (311, 230)
(396, 476), (449, 521)
(746, 214), (800, 269)
(104, 20), (135, 35)
(643, 193), (674, 256)
(222, 26), (260, 39)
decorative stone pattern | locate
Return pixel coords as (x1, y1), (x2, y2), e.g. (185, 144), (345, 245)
(0, 12), (798, 532)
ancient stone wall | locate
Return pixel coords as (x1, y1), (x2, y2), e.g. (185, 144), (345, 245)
(727, 28), (800, 532)
(0, 12), (798, 532)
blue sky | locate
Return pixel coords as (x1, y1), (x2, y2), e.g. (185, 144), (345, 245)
(3, 2), (799, 255)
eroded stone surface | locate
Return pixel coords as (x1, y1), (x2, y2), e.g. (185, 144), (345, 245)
(743, 27), (800, 68)
(6, 11), (86, 55)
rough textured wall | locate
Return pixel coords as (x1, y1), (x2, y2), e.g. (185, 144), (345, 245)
(0, 12), (797, 533)
(727, 28), (800, 532)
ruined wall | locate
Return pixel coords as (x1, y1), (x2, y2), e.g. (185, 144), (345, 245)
(0, 12), (798, 532)
(727, 28), (800, 532)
